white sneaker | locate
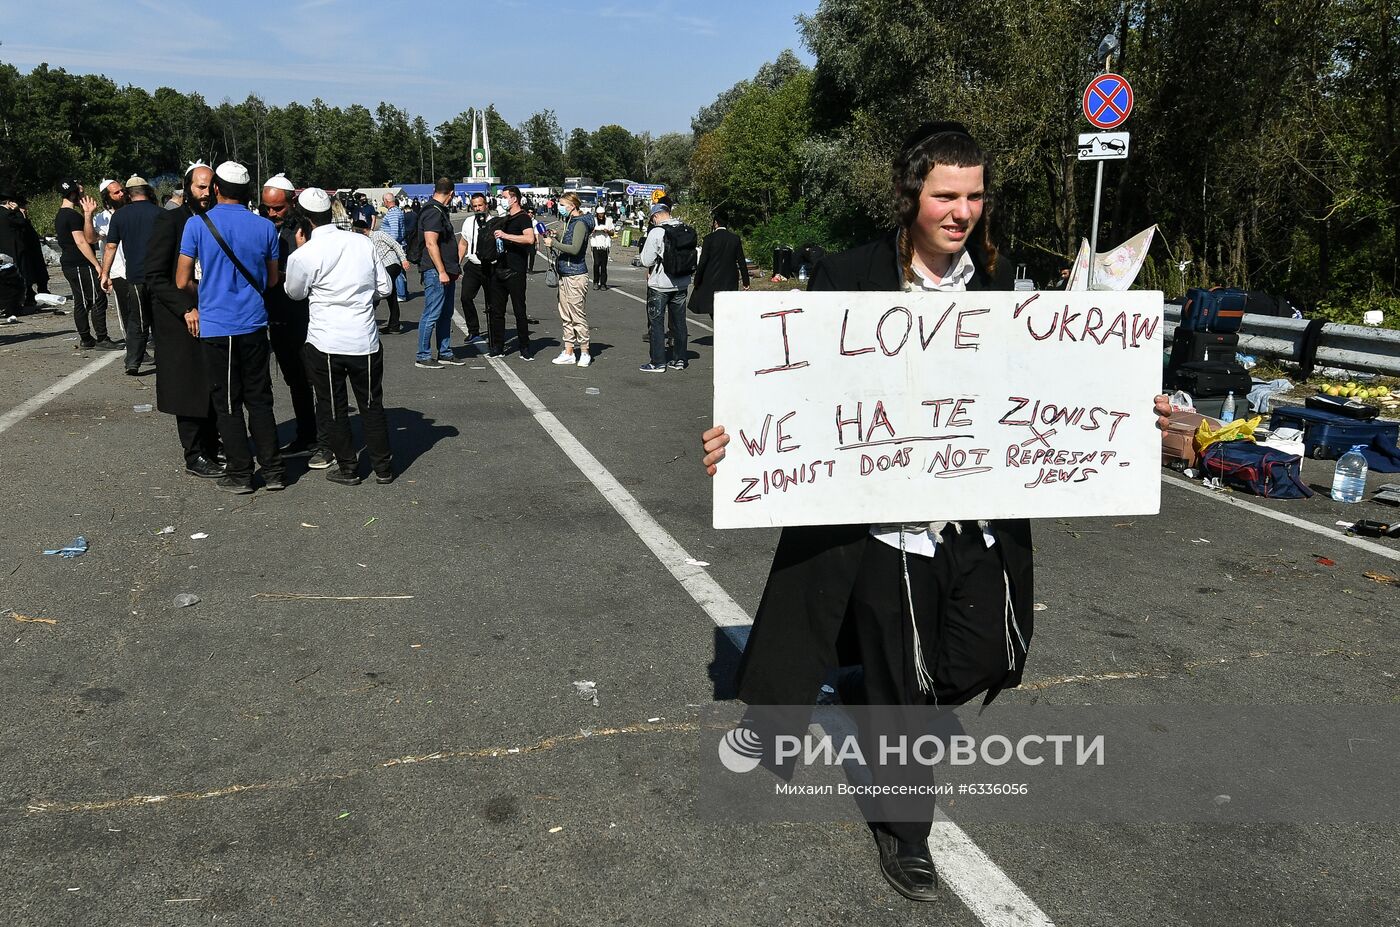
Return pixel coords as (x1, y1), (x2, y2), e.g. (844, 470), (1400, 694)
(551, 352), (576, 365)
(577, 352), (592, 368)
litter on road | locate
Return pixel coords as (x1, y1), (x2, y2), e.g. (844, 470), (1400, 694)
(173, 593), (200, 608)
(42, 536), (87, 558)
(573, 680), (600, 706)
(190, 532), (208, 540)
(10, 612), (57, 625)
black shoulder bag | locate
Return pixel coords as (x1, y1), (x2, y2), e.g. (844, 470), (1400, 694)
(199, 213), (265, 294)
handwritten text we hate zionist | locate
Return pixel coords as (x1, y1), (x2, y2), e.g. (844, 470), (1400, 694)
(711, 291), (1163, 529)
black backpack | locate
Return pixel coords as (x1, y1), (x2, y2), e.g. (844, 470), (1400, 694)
(405, 202), (449, 264)
(659, 222), (699, 277)
(472, 214), (499, 265)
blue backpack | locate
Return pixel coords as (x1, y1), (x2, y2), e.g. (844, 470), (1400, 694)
(1200, 441), (1313, 499)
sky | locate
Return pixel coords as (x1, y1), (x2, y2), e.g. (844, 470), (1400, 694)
(1, 0), (818, 135)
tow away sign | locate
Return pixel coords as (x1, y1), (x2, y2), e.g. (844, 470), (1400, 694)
(1078, 132), (1130, 161)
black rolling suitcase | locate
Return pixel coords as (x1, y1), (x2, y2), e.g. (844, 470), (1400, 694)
(1169, 330), (1239, 367)
(1172, 360), (1252, 398)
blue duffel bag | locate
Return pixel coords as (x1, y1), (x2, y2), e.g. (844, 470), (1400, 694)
(1200, 440), (1313, 499)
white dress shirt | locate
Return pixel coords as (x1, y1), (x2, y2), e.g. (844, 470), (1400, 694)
(870, 248), (996, 558)
(284, 225), (390, 356)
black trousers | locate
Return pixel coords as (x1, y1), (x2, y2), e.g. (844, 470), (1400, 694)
(112, 278), (152, 370)
(382, 263), (403, 330)
(844, 528), (1014, 844)
(62, 264), (109, 341)
(302, 343), (392, 478)
(268, 318), (320, 450)
(457, 261), (487, 336)
(176, 413), (220, 467)
(592, 248), (609, 287)
(486, 267), (530, 355)
(202, 330), (283, 483)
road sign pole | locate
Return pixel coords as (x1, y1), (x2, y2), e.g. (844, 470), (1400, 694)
(1089, 160), (1104, 289)
(1085, 53), (1115, 289)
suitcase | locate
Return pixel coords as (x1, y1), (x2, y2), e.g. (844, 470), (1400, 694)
(1162, 411), (1220, 470)
(1268, 405), (1400, 460)
(1169, 330), (1239, 367)
(1172, 360), (1252, 398)
(1180, 287), (1248, 333)
(1304, 394), (1379, 420)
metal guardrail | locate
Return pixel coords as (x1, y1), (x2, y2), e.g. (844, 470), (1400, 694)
(1163, 305), (1400, 376)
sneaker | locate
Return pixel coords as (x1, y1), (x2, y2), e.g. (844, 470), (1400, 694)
(77, 338), (97, 350)
(96, 338), (125, 350)
(374, 472), (396, 485)
(518, 350), (535, 362)
(577, 352), (592, 368)
(668, 359), (688, 371)
(438, 354), (467, 366)
(486, 350), (503, 358)
(306, 450), (335, 470)
(326, 469), (362, 486)
(279, 441), (314, 458)
(551, 352), (576, 365)
(216, 475), (254, 494)
(124, 367), (140, 376)
(263, 473), (287, 492)
(639, 363), (667, 373)
(415, 359), (443, 369)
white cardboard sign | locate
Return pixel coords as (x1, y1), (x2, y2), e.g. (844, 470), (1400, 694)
(711, 290), (1164, 529)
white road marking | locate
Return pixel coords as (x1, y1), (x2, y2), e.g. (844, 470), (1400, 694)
(1161, 474), (1400, 562)
(454, 316), (746, 627)
(929, 810), (1054, 927)
(608, 283), (713, 331)
(459, 312), (1056, 927)
(0, 350), (124, 437)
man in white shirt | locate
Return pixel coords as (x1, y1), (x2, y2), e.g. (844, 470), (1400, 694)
(283, 188), (395, 486)
(454, 192), (494, 341)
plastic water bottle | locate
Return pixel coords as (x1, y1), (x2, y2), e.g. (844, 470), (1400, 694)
(1330, 445), (1369, 503)
(1220, 391), (1236, 423)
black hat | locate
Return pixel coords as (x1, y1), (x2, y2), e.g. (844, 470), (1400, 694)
(58, 178), (82, 198)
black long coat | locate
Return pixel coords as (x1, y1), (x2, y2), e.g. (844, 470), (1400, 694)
(144, 206), (213, 417)
(690, 227), (749, 316)
(733, 231), (1035, 708)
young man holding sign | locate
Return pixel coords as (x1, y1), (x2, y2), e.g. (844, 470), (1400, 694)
(702, 123), (1171, 902)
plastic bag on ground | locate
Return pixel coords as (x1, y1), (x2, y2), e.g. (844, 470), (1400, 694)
(1195, 416), (1262, 452)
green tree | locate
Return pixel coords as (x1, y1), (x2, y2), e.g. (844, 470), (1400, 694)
(520, 110), (564, 183)
(650, 132), (694, 188)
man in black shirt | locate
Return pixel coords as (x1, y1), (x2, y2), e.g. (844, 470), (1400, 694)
(54, 179), (118, 349)
(487, 185), (536, 359)
(260, 174), (323, 461)
(100, 176), (163, 373)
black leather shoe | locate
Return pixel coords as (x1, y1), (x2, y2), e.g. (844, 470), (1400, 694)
(326, 469), (362, 486)
(263, 473), (286, 492)
(215, 475), (254, 494)
(185, 456), (225, 479)
(874, 829), (939, 902)
(374, 472), (395, 484)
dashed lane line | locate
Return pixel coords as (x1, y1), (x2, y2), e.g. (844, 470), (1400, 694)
(0, 350), (125, 437)
(457, 312), (1055, 927)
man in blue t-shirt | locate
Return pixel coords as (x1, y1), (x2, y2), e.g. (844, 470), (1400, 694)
(175, 161), (284, 494)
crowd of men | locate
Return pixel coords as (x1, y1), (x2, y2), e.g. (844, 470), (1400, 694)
(7, 163), (755, 494)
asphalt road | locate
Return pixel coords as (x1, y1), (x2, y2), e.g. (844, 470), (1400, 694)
(1, 242), (1397, 927)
